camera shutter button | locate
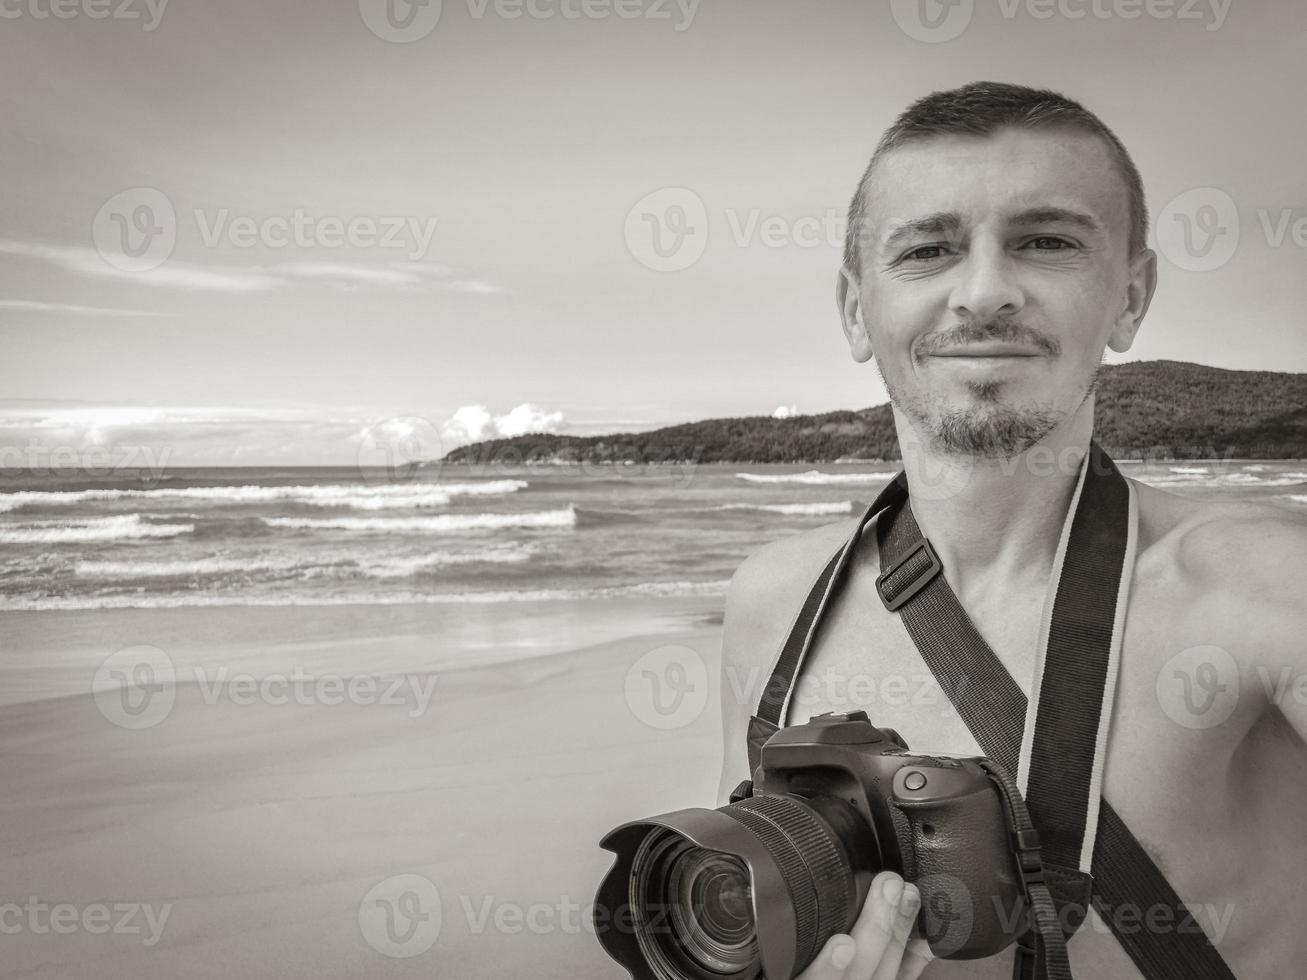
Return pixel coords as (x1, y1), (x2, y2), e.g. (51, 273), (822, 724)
(903, 770), (927, 791)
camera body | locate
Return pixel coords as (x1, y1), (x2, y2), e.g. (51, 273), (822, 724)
(743, 709), (1029, 961)
(594, 709), (1040, 980)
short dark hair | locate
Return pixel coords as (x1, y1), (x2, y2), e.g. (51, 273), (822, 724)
(844, 80), (1148, 273)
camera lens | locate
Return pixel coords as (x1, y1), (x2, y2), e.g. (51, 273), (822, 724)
(621, 794), (863, 980)
(671, 848), (755, 963)
(631, 831), (760, 978)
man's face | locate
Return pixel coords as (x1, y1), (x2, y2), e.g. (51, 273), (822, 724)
(842, 126), (1153, 458)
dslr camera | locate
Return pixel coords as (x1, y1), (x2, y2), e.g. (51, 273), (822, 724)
(593, 710), (1075, 980)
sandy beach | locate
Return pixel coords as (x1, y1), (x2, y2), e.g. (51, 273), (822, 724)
(0, 600), (727, 979)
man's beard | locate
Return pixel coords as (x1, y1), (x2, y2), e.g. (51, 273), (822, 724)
(880, 365), (1101, 460)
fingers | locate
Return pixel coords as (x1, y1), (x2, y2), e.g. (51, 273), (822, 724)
(792, 932), (860, 980)
(862, 872), (921, 980)
(898, 938), (935, 980)
(791, 872), (930, 980)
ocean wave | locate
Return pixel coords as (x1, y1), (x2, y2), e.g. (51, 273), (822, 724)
(0, 515), (194, 544)
(359, 547), (536, 578)
(69, 546), (539, 581)
(1168, 466), (1209, 474)
(0, 578), (730, 610)
(262, 507), (577, 533)
(73, 554), (314, 578)
(573, 507), (652, 527)
(0, 479), (527, 513)
(1285, 495), (1307, 505)
(735, 470), (895, 485)
(1143, 470), (1307, 488)
(717, 501), (855, 516)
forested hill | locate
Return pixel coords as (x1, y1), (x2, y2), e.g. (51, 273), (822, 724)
(443, 361), (1307, 463)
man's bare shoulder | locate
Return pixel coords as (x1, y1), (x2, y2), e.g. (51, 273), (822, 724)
(726, 515), (864, 623)
(716, 515), (867, 801)
(1132, 476), (1307, 591)
(1132, 478), (1307, 705)
(720, 515), (866, 679)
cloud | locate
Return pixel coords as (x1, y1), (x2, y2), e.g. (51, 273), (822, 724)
(445, 279), (504, 294)
(494, 403), (565, 437)
(0, 404), (382, 466)
(439, 405), (494, 444)
(267, 262), (503, 294)
(772, 404), (798, 418)
(439, 403), (565, 448)
(0, 238), (502, 295)
(0, 299), (162, 317)
(0, 238), (284, 292)
(0, 401), (563, 465)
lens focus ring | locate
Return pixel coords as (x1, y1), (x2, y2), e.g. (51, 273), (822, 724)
(724, 795), (853, 970)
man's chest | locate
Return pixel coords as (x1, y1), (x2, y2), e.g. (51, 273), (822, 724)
(779, 548), (1285, 977)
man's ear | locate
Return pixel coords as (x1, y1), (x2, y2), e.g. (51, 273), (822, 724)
(1107, 247), (1158, 353)
(836, 266), (874, 363)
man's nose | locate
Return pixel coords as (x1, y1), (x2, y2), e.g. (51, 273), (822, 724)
(947, 241), (1025, 323)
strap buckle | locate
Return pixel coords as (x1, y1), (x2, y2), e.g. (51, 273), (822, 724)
(1012, 932), (1039, 980)
(1013, 827), (1046, 889)
(876, 538), (943, 612)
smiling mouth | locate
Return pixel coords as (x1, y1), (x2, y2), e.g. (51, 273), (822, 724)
(929, 347), (1045, 358)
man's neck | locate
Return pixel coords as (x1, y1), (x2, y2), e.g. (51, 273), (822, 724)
(893, 401), (1095, 598)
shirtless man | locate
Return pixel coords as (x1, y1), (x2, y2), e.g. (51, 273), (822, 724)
(715, 82), (1307, 979)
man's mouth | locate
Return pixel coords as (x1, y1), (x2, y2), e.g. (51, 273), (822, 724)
(929, 343), (1045, 358)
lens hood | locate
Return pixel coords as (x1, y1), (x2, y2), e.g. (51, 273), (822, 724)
(594, 806), (800, 980)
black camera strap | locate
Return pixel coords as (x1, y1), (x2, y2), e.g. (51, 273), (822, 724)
(745, 441), (1235, 980)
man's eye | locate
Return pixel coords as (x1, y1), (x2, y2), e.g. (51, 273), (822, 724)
(1024, 236), (1074, 251)
(902, 245), (948, 262)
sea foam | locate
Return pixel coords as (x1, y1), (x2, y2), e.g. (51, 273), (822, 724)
(735, 471), (895, 485)
(0, 479), (527, 513)
(0, 515), (194, 544)
(262, 507), (576, 533)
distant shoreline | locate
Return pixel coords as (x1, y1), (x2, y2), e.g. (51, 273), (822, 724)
(2, 456), (1307, 479)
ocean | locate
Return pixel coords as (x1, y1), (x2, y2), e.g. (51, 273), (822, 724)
(2, 459), (1306, 612)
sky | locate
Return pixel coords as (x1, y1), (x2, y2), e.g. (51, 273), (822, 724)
(1, 0), (1304, 464)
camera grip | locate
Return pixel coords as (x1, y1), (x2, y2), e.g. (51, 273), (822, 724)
(892, 771), (1028, 960)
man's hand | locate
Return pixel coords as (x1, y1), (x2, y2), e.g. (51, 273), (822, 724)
(793, 872), (932, 980)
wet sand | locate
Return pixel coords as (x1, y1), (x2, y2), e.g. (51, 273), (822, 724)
(0, 601), (727, 979)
